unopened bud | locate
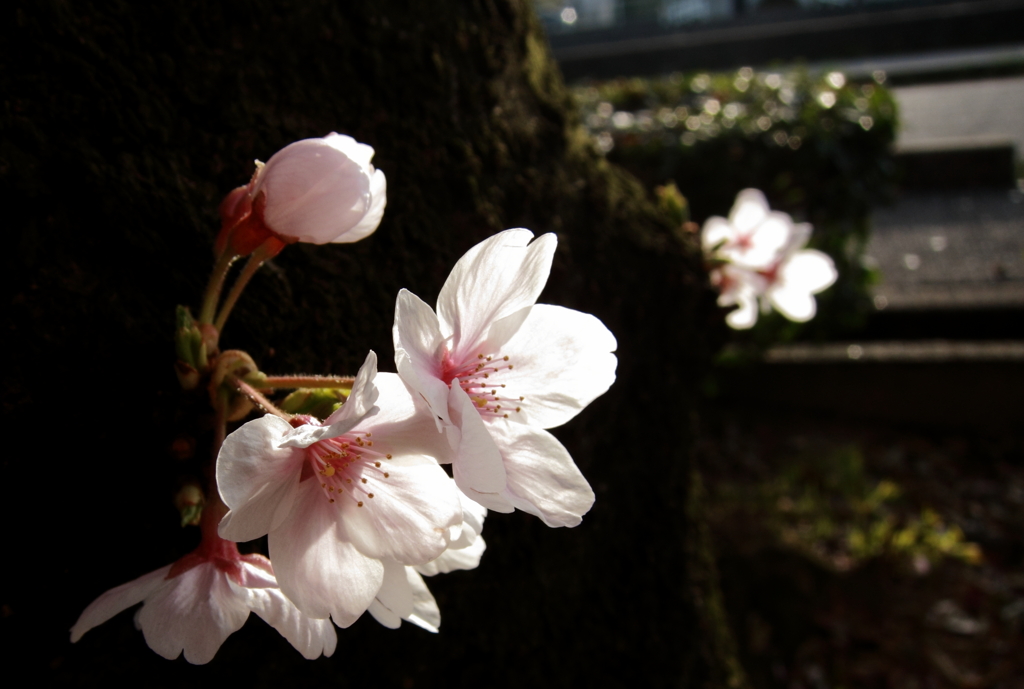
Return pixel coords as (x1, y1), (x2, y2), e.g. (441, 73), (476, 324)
(174, 484), (205, 527)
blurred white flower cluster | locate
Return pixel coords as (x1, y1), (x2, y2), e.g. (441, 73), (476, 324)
(702, 189), (837, 329)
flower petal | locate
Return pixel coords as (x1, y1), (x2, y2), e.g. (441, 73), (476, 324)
(245, 583), (337, 659)
(405, 568), (441, 633)
(216, 415), (303, 543)
(368, 559), (414, 629)
(729, 188), (770, 234)
(416, 534), (486, 576)
(448, 487), (487, 549)
(437, 229), (556, 354)
(294, 350), (380, 444)
(269, 481), (383, 626)
(363, 373), (452, 462)
(490, 422), (595, 528)
(339, 454), (461, 564)
(701, 216), (735, 254)
(337, 168), (386, 243)
(394, 289), (451, 427)
(136, 563), (250, 664)
(486, 304), (617, 429)
(780, 249), (837, 294)
(448, 382), (513, 512)
(70, 565), (172, 643)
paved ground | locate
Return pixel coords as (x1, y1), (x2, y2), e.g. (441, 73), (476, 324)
(867, 190), (1024, 309)
(891, 75), (1024, 154)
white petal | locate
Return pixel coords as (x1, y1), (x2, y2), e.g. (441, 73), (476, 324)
(437, 229), (556, 355)
(405, 568), (440, 633)
(70, 565), (172, 643)
(368, 560), (414, 630)
(258, 138), (373, 245)
(136, 563), (250, 664)
(779, 249), (837, 294)
(336, 168), (386, 243)
(246, 583), (337, 659)
(364, 373), (452, 462)
(236, 555), (278, 588)
(491, 422), (595, 528)
(216, 415), (304, 542)
(416, 534), (486, 576)
(340, 454), (461, 564)
(487, 304), (617, 429)
(296, 350), (380, 442)
(448, 487), (487, 549)
(448, 382), (513, 512)
(701, 216), (735, 254)
(268, 481), (383, 626)
(728, 211), (792, 269)
(729, 188), (770, 233)
(722, 284), (760, 330)
(768, 287), (817, 322)
(394, 289), (451, 427)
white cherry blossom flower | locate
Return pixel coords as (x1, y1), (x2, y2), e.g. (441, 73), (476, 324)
(703, 189), (837, 329)
(218, 133), (386, 255)
(702, 188), (808, 270)
(369, 491), (487, 632)
(393, 229), (617, 527)
(70, 544), (335, 664)
(216, 351), (462, 626)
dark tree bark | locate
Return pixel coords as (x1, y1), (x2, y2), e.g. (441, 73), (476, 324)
(2, 1), (741, 685)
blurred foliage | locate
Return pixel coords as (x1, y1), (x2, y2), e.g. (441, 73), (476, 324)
(712, 445), (982, 573)
(573, 67), (899, 344)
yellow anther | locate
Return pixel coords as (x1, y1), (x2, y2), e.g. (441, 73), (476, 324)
(508, 365), (514, 369)
(478, 354), (485, 359)
(503, 413), (509, 418)
(357, 501), (363, 507)
(384, 472), (390, 478)
(329, 498), (335, 503)
(475, 398), (487, 408)
(374, 462), (381, 468)
(503, 356), (509, 361)
(386, 454), (392, 459)
(368, 493), (374, 498)
(346, 478), (352, 484)
(516, 407), (521, 412)
(519, 396), (525, 401)
(486, 356), (492, 361)
(361, 478), (367, 484)
(323, 465), (336, 477)
(328, 487), (334, 493)
(483, 373), (489, 378)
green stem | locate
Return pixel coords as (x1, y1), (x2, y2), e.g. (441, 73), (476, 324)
(199, 250), (238, 325)
(213, 245), (271, 334)
(258, 375), (356, 390)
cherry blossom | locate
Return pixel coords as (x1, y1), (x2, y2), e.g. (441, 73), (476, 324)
(370, 491), (487, 632)
(393, 229), (617, 527)
(703, 189), (837, 329)
(702, 188), (806, 270)
(70, 531), (335, 664)
(216, 351), (462, 626)
(218, 133), (386, 256)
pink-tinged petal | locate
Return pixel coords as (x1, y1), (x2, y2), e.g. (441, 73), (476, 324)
(448, 382), (513, 512)
(269, 481), (383, 626)
(728, 211), (792, 269)
(245, 584), (337, 659)
(405, 568), (440, 633)
(136, 563), (250, 664)
(448, 487), (487, 549)
(437, 229), (556, 354)
(416, 534), (486, 576)
(729, 188), (770, 234)
(368, 560), (414, 630)
(363, 373), (452, 462)
(287, 351), (381, 446)
(70, 565), (172, 643)
(337, 168), (386, 243)
(487, 304), (617, 429)
(394, 289), (451, 426)
(701, 216), (735, 253)
(216, 415), (303, 543)
(256, 138), (372, 245)
(340, 454), (461, 564)
(490, 422), (595, 528)
(236, 555), (277, 588)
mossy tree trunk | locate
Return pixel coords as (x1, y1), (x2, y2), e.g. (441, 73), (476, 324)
(3, 1), (742, 685)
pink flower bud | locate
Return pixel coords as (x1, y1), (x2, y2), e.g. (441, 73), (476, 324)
(217, 133), (386, 257)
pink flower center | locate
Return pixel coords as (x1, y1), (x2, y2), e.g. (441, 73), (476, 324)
(305, 432), (392, 507)
(441, 350), (524, 420)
